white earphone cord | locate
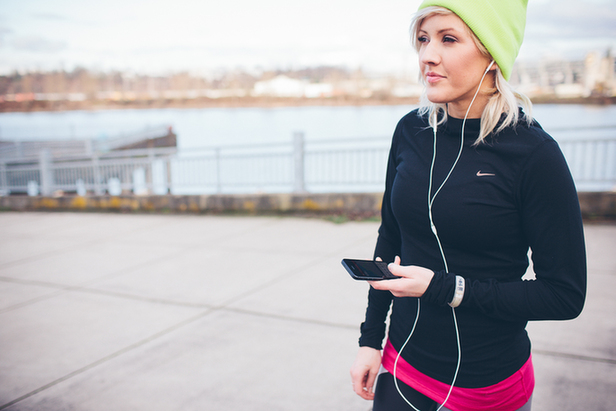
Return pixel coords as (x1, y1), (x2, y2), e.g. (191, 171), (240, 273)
(392, 61), (494, 411)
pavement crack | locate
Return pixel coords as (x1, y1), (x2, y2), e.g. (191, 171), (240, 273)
(0, 308), (216, 411)
(0, 276), (213, 313)
(216, 229), (377, 309)
(221, 306), (358, 331)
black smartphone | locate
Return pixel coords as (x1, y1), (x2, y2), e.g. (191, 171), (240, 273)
(341, 259), (399, 280)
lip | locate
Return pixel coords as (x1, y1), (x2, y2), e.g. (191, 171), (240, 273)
(425, 72), (445, 83)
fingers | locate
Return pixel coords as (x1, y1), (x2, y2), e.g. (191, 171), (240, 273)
(369, 277), (403, 294)
(351, 369), (376, 400)
(350, 368), (368, 398)
(350, 347), (381, 400)
(364, 367), (378, 399)
(388, 255), (403, 275)
(369, 257), (435, 298)
(388, 264), (405, 278)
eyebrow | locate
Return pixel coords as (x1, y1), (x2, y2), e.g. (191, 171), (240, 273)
(419, 27), (460, 35)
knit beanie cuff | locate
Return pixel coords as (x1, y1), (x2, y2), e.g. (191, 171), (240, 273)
(418, 0), (528, 80)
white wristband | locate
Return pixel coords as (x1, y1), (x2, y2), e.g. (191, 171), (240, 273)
(448, 275), (465, 308)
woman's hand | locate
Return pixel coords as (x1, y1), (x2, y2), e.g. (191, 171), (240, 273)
(350, 346), (382, 400)
(368, 256), (434, 298)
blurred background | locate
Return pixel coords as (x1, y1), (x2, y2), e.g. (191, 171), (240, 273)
(1, 0), (614, 98)
(0, 0), (615, 196)
(1, 0), (615, 78)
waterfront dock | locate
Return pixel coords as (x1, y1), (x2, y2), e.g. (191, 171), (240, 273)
(0, 212), (615, 410)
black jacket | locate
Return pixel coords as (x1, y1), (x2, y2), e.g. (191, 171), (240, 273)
(359, 109), (587, 388)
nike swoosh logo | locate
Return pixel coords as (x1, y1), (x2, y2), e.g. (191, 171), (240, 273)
(476, 171), (496, 177)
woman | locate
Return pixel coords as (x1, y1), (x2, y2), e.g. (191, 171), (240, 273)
(350, 1), (587, 410)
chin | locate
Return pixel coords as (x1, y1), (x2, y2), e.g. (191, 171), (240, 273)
(424, 89), (449, 105)
(425, 95), (449, 105)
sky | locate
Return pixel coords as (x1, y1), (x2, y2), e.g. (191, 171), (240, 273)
(0, 0), (615, 76)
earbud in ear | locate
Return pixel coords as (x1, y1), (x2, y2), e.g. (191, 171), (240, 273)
(485, 60), (495, 73)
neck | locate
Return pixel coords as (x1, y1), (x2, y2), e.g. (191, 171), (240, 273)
(447, 97), (488, 119)
(447, 71), (495, 119)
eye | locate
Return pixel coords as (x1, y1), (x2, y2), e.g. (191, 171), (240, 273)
(443, 36), (457, 43)
(417, 35), (429, 43)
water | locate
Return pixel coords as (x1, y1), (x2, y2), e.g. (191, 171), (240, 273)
(1, 104), (614, 194)
(1, 104), (614, 148)
(0, 106), (412, 149)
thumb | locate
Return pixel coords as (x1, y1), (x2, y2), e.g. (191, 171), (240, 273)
(388, 256), (406, 276)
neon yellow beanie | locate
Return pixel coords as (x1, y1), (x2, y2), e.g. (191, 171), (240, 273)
(418, 0), (528, 80)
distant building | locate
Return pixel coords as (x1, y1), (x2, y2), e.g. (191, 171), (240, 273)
(584, 49), (615, 97)
(304, 82), (334, 98)
(511, 48), (615, 98)
(253, 75), (306, 98)
(252, 75), (333, 98)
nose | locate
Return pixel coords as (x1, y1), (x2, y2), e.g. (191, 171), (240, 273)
(420, 41), (440, 67)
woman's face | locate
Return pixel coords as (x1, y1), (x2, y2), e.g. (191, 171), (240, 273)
(417, 13), (494, 118)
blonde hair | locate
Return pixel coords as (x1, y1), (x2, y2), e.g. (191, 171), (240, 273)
(410, 6), (532, 144)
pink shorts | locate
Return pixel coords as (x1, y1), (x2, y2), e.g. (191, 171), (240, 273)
(381, 339), (535, 411)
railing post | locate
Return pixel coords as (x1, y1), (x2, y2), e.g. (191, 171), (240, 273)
(152, 158), (168, 195)
(0, 162), (7, 196)
(293, 132), (306, 193)
(215, 147), (222, 194)
(93, 154), (103, 195)
(147, 149), (155, 194)
(39, 149), (54, 196)
(166, 157), (172, 195)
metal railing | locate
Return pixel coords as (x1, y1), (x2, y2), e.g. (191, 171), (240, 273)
(559, 138), (616, 192)
(0, 125), (173, 160)
(1, 133), (614, 196)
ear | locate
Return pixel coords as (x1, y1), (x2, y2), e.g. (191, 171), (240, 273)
(485, 60), (497, 73)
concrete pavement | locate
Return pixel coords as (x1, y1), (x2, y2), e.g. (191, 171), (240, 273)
(0, 212), (614, 410)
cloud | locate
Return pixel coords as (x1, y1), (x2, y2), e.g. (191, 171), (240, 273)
(30, 12), (69, 21)
(12, 35), (67, 53)
(527, 0), (616, 38)
(519, 0), (616, 60)
(0, 27), (11, 46)
(1, 0), (614, 73)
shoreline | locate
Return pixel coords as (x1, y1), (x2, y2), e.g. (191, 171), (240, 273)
(1, 95), (614, 113)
